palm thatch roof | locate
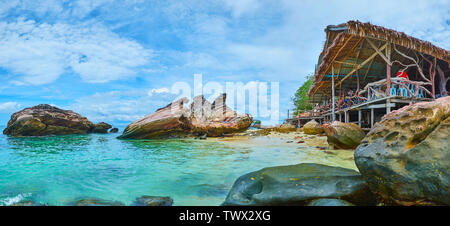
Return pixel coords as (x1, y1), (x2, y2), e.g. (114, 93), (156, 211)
(308, 20), (450, 101)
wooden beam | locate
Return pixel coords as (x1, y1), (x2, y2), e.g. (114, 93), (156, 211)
(323, 35), (353, 78)
(361, 103), (395, 109)
(336, 43), (388, 87)
(366, 38), (391, 65)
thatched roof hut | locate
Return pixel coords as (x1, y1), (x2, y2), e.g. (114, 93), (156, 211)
(308, 20), (450, 102)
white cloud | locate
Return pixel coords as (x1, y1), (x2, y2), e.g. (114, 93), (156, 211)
(0, 19), (151, 85)
(70, 90), (176, 123)
(148, 87), (170, 96)
(0, 102), (21, 113)
(222, 0), (261, 17)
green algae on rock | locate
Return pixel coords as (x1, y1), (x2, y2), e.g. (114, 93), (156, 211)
(355, 96), (450, 206)
(222, 163), (376, 206)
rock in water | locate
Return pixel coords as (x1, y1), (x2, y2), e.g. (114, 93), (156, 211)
(118, 94), (253, 139)
(109, 128), (119, 133)
(222, 163), (376, 206)
(303, 120), (324, 135)
(71, 198), (125, 206)
(307, 198), (355, 206)
(322, 121), (365, 149)
(3, 104), (95, 137)
(131, 196), (173, 206)
(355, 97), (450, 206)
(92, 122), (112, 133)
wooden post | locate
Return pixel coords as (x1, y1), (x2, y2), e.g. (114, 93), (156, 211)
(358, 110), (362, 127)
(339, 113), (342, 122)
(344, 111), (348, 123)
(386, 99), (391, 114)
(386, 43), (391, 96)
(332, 65), (335, 121)
(371, 108), (374, 128)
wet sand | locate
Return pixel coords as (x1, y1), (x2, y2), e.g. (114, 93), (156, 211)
(205, 131), (358, 171)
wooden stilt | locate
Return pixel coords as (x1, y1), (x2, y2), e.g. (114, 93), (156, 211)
(358, 110), (362, 127)
(332, 66), (335, 121)
(371, 108), (374, 128)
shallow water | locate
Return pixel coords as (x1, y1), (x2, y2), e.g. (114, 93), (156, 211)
(0, 128), (356, 206)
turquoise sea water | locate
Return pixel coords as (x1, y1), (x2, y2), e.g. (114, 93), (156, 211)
(0, 126), (341, 206)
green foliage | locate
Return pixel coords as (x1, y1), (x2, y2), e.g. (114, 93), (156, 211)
(292, 75), (314, 115)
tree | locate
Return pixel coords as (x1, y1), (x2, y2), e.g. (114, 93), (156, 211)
(292, 75), (314, 115)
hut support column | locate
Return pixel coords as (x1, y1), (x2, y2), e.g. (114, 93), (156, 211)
(358, 110), (362, 127)
(371, 108), (374, 129)
(344, 110), (348, 123)
(386, 43), (392, 114)
(332, 66), (335, 121)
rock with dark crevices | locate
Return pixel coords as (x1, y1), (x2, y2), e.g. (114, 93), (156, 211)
(355, 96), (450, 206)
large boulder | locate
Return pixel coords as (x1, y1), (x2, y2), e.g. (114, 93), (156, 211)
(303, 120), (324, 135)
(355, 97), (450, 206)
(322, 121), (365, 149)
(222, 163), (376, 206)
(92, 122), (112, 133)
(3, 104), (95, 137)
(118, 94), (253, 139)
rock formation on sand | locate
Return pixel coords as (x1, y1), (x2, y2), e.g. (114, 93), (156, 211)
(3, 104), (114, 137)
(222, 163), (376, 206)
(118, 94), (253, 139)
(302, 120), (324, 135)
(355, 96), (450, 206)
(322, 121), (365, 149)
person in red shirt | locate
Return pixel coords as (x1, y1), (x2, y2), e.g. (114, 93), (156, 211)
(396, 71), (409, 80)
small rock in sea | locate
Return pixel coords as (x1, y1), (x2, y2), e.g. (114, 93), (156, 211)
(10, 200), (46, 206)
(92, 122), (112, 134)
(286, 141), (293, 143)
(199, 134), (207, 140)
(297, 140), (305, 144)
(109, 128), (119, 133)
(70, 198), (125, 206)
(131, 196), (173, 206)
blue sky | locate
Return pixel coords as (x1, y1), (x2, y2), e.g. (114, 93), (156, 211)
(0, 0), (449, 126)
